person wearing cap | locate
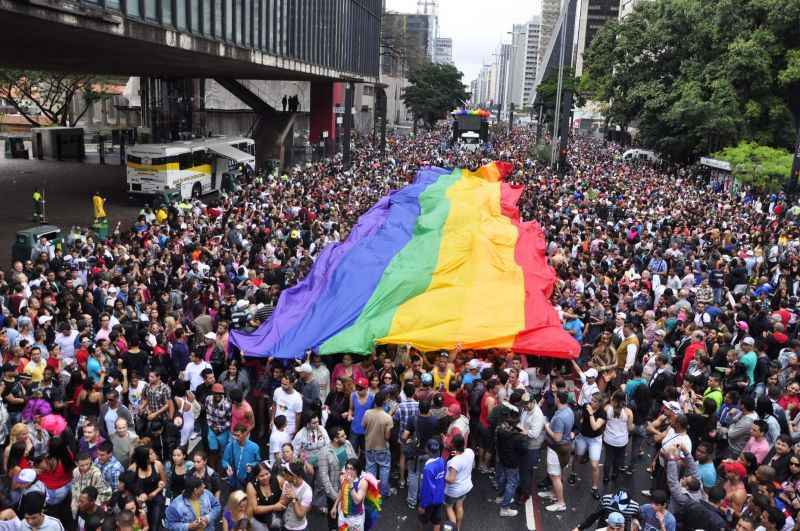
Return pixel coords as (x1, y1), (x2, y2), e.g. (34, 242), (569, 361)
(739, 336), (758, 388)
(570, 488), (641, 531)
(203, 382), (232, 470)
(642, 411), (691, 498)
(572, 360), (600, 407)
(432, 351), (455, 392)
(418, 438), (446, 529)
(294, 362), (320, 410)
(461, 359), (482, 387)
(9, 467), (46, 508)
(346, 375), (374, 455)
(444, 403), (469, 457)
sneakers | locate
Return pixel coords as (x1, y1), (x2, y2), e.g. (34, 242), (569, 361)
(493, 496), (503, 504)
(537, 490), (555, 499)
(568, 473), (577, 485)
(499, 507), (519, 517)
(546, 502), (567, 512)
(641, 489), (652, 497)
(537, 477), (552, 489)
(399, 479), (407, 489)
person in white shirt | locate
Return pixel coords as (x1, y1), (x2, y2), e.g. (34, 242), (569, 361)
(183, 350), (212, 392)
(445, 434), (474, 531)
(272, 375), (303, 437)
(310, 354), (331, 403)
(54, 323), (78, 365)
(572, 361), (600, 407)
(520, 393), (545, 501)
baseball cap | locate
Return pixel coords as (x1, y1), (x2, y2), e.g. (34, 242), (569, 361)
(662, 400), (681, 415)
(18, 469), (36, 483)
(723, 461), (747, 479)
(421, 372), (433, 386)
(211, 383), (224, 394)
(38, 315), (52, 325)
(616, 312), (627, 320)
(585, 368), (598, 379)
(607, 512), (625, 527)
(743, 336), (755, 346)
(467, 359), (480, 370)
(204, 332), (217, 341)
(355, 376), (369, 389)
(438, 351), (449, 359)
(294, 363), (313, 374)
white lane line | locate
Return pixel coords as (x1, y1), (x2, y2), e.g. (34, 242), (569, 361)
(526, 496), (536, 530)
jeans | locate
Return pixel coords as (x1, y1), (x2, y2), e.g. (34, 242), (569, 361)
(349, 432), (365, 455)
(407, 455), (422, 506)
(627, 424), (646, 468)
(365, 448), (392, 497)
(496, 463), (519, 508)
(603, 442), (626, 481)
(519, 448), (540, 496)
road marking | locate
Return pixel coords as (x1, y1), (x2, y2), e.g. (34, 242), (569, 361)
(526, 496), (536, 530)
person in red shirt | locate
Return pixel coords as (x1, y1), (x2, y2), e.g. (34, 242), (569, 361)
(778, 381), (800, 414)
(679, 330), (707, 381)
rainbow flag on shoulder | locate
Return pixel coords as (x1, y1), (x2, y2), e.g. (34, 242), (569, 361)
(230, 162), (580, 359)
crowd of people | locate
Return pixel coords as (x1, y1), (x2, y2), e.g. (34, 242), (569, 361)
(0, 123), (799, 531)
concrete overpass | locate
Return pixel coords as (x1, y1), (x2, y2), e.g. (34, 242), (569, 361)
(0, 0), (382, 164)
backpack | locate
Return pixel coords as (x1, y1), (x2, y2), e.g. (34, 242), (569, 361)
(468, 380), (486, 417)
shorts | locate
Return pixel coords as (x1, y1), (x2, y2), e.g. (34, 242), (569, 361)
(419, 504), (444, 525)
(546, 447), (562, 476)
(479, 424), (493, 451)
(574, 434), (602, 462)
(207, 429), (230, 451)
(445, 493), (467, 505)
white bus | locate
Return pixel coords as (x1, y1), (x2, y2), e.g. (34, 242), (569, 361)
(126, 136), (256, 200)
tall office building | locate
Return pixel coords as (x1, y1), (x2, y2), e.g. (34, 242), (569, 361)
(492, 43), (512, 113)
(507, 23), (528, 109)
(538, 0), (562, 70)
(522, 18), (542, 107)
(434, 37), (453, 65)
(575, 0), (619, 75)
(382, 12), (434, 76)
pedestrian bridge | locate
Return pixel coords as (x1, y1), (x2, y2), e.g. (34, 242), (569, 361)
(0, 0), (380, 82)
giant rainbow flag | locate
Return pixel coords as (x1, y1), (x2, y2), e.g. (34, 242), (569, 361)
(230, 162), (580, 359)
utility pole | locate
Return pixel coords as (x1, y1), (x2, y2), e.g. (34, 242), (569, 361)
(791, 124), (800, 193)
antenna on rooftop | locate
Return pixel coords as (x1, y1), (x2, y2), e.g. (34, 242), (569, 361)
(417, 0), (437, 15)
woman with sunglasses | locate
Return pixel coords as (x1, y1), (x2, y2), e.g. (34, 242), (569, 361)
(779, 452), (800, 516)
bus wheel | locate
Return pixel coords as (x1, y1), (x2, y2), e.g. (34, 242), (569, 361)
(191, 183), (202, 198)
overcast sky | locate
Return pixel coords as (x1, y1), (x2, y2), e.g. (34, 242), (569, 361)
(384, 0), (542, 83)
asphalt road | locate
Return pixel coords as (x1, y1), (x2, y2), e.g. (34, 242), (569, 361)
(306, 445), (656, 531)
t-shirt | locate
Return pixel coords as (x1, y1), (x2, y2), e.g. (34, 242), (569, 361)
(269, 429), (291, 463)
(362, 408), (393, 450)
(698, 461), (717, 489)
(445, 449), (475, 498)
(282, 480), (312, 530)
(273, 387), (303, 436)
(639, 504), (676, 531)
(55, 331), (78, 362)
(740, 351), (757, 385)
(420, 456), (446, 508)
(550, 406), (575, 443)
(743, 436), (771, 464)
(579, 404), (607, 438)
(184, 361), (212, 391)
(127, 380), (146, 416)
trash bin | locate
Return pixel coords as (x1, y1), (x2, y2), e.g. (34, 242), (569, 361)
(92, 219), (109, 240)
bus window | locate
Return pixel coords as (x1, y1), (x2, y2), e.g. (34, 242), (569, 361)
(193, 150), (207, 167)
(178, 153), (193, 170)
(127, 155), (142, 164)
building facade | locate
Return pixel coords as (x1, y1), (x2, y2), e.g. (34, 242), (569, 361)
(538, 0), (562, 70)
(434, 37), (454, 65)
(576, 0), (619, 75)
(382, 12), (434, 76)
(522, 17), (542, 107)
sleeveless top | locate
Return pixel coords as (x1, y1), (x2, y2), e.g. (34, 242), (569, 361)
(603, 405), (630, 447)
(168, 464), (187, 498)
(134, 464), (159, 496)
(79, 392), (100, 418)
(479, 392), (492, 429)
(176, 397), (195, 447)
(350, 392), (373, 436)
(340, 477), (365, 517)
(250, 479), (280, 524)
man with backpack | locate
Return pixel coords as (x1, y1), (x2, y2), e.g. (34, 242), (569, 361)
(402, 398), (442, 510)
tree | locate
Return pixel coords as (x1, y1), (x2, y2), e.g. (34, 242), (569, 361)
(402, 63), (468, 129)
(582, 0), (800, 162)
(0, 70), (116, 127)
(534, 66), (583, 131)
(714, 141), (793, 191)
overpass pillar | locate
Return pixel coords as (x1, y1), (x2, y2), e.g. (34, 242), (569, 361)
(309, 81), (336, 158)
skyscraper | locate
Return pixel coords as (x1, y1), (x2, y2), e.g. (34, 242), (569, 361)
(522, 17), (542, 107)
(538, 0), (562, 70)
(434, 37), (453, 65)
(575, 0), (619, 75)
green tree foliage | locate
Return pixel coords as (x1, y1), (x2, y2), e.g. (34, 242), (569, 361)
(402, 63), (468, 129)
(0, 70), (116, 127)
(582, 0), (800, 162)
(535, 67), (583, 130)
(713, 141), (793, 191)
